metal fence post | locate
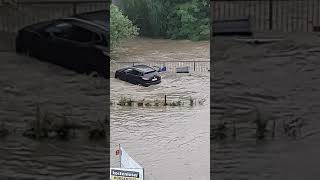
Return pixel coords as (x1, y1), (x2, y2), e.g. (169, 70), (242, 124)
(269, 0), (273, 31)
(73, 3), (77, 15)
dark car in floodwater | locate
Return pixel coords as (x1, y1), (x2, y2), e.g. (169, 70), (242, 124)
(15, 11), (109, 78)
(115, 65), (161, 86)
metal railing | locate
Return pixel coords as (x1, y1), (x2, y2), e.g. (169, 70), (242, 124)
(0, 0), (108, 32)
(212, 0), (320, 32)
(110, 61), (210, 73)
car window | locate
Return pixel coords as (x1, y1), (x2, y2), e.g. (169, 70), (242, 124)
(45, 22), (72, 35)
(95, 34), (108, 47)
(130, 70), (142, 76)
(50, 22), (95, 43)
(124, 69), (132, 73)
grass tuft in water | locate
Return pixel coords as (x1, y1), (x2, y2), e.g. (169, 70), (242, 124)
(212, 120), (228, 140)
(189, 97), (195, 106)
(89, 118), (106, 140)
(254, 108), (268, 140)
(145, 101), (152, 107)
(23, 104), (81, 140)
(137, 99), (144, 107)
(117, 97), (128, 106)
(0, 120), (9, 138)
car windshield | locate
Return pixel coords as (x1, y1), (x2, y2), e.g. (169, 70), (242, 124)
(133, 65), (156, 74)
(144, 70), (156, 74)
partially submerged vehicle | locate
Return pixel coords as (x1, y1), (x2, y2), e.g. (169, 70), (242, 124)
(115, 65), (161, 87)
(15, 10), (109, 78)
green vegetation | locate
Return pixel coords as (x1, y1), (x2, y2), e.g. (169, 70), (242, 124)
(23, 104), (105, 141)
(116, 96), (203, 107)
(110, 4), (139, 48)
(117, 0), (209, 41)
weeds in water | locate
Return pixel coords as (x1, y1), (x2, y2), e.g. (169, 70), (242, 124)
(145, 102), (152, 107)
(168, 102), (178, 106)
(0, 120), (9, 138)
(283, 117), (304, 138)
(254, 108), (268, 140)
(127, 99), (134, 106)
(189, 97), (195, 106)
(212, 120), (228, 140)
(154, 99), (160, 106)
(115, 96), (205, 107)
(118, 97), (128, 106)
(168, 100), (182, 107)
(198, 98), (206, 105)
(23, 104), (81, 140)
(89, 119), (106, 140)
(137, 100), (144, 107)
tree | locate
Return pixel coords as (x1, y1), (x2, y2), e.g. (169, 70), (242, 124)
(117, 0), (209, 41)
(167, 0), (210, 40)
(110, 4), (139, 48)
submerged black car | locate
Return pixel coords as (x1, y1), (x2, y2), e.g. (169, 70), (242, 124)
(15, 11), (109, 78)
(115, 65), (161, 86)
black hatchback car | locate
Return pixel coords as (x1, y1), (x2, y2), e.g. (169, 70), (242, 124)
(15, 11), (109, 78)
(115, 65), (161, 86)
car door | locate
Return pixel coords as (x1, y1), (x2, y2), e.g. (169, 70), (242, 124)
(122, 69), (133, 82)
(90, 33), (109, 78)
(48, 22), (95, 72)
(127, 69), (142, 84)
(37, 21), (67, 63)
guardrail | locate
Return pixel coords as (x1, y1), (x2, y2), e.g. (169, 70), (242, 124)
(110, 61), (210, 73)
(0, 0), (108, 32)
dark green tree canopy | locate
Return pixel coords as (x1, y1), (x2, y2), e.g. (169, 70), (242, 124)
(117, 0), (210, 41)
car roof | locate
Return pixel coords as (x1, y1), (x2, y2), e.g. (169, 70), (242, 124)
(73, 10), (109, 28)
(61, 15), (108, 33)
(74, 10), (108, 21)
(132, 65), (156, 73)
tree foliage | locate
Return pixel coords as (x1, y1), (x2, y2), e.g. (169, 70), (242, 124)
(117, 0), (209, 41)
(110, 4), (139, 47)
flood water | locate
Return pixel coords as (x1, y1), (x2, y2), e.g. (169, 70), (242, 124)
(212, 33), (320, 180)
(0, 32), (107, 179)
(110, 38), (210, 180)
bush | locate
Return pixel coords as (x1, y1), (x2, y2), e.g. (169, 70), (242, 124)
(110, 4), (139, 48)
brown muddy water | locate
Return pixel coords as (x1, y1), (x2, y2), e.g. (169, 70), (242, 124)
(213, 33), (320, 180)
(0, 33), (107, 179)
(110, 38), (210, 180)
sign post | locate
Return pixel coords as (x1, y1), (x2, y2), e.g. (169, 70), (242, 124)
(111, 145), (144, 180)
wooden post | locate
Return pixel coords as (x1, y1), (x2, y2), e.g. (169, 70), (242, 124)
(119, 144), (121, 168)
(232, 119), (236, 139)
(272, 119), (276, 139)
(164, 95), (167, 106)
(193, 61), (196, 71)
